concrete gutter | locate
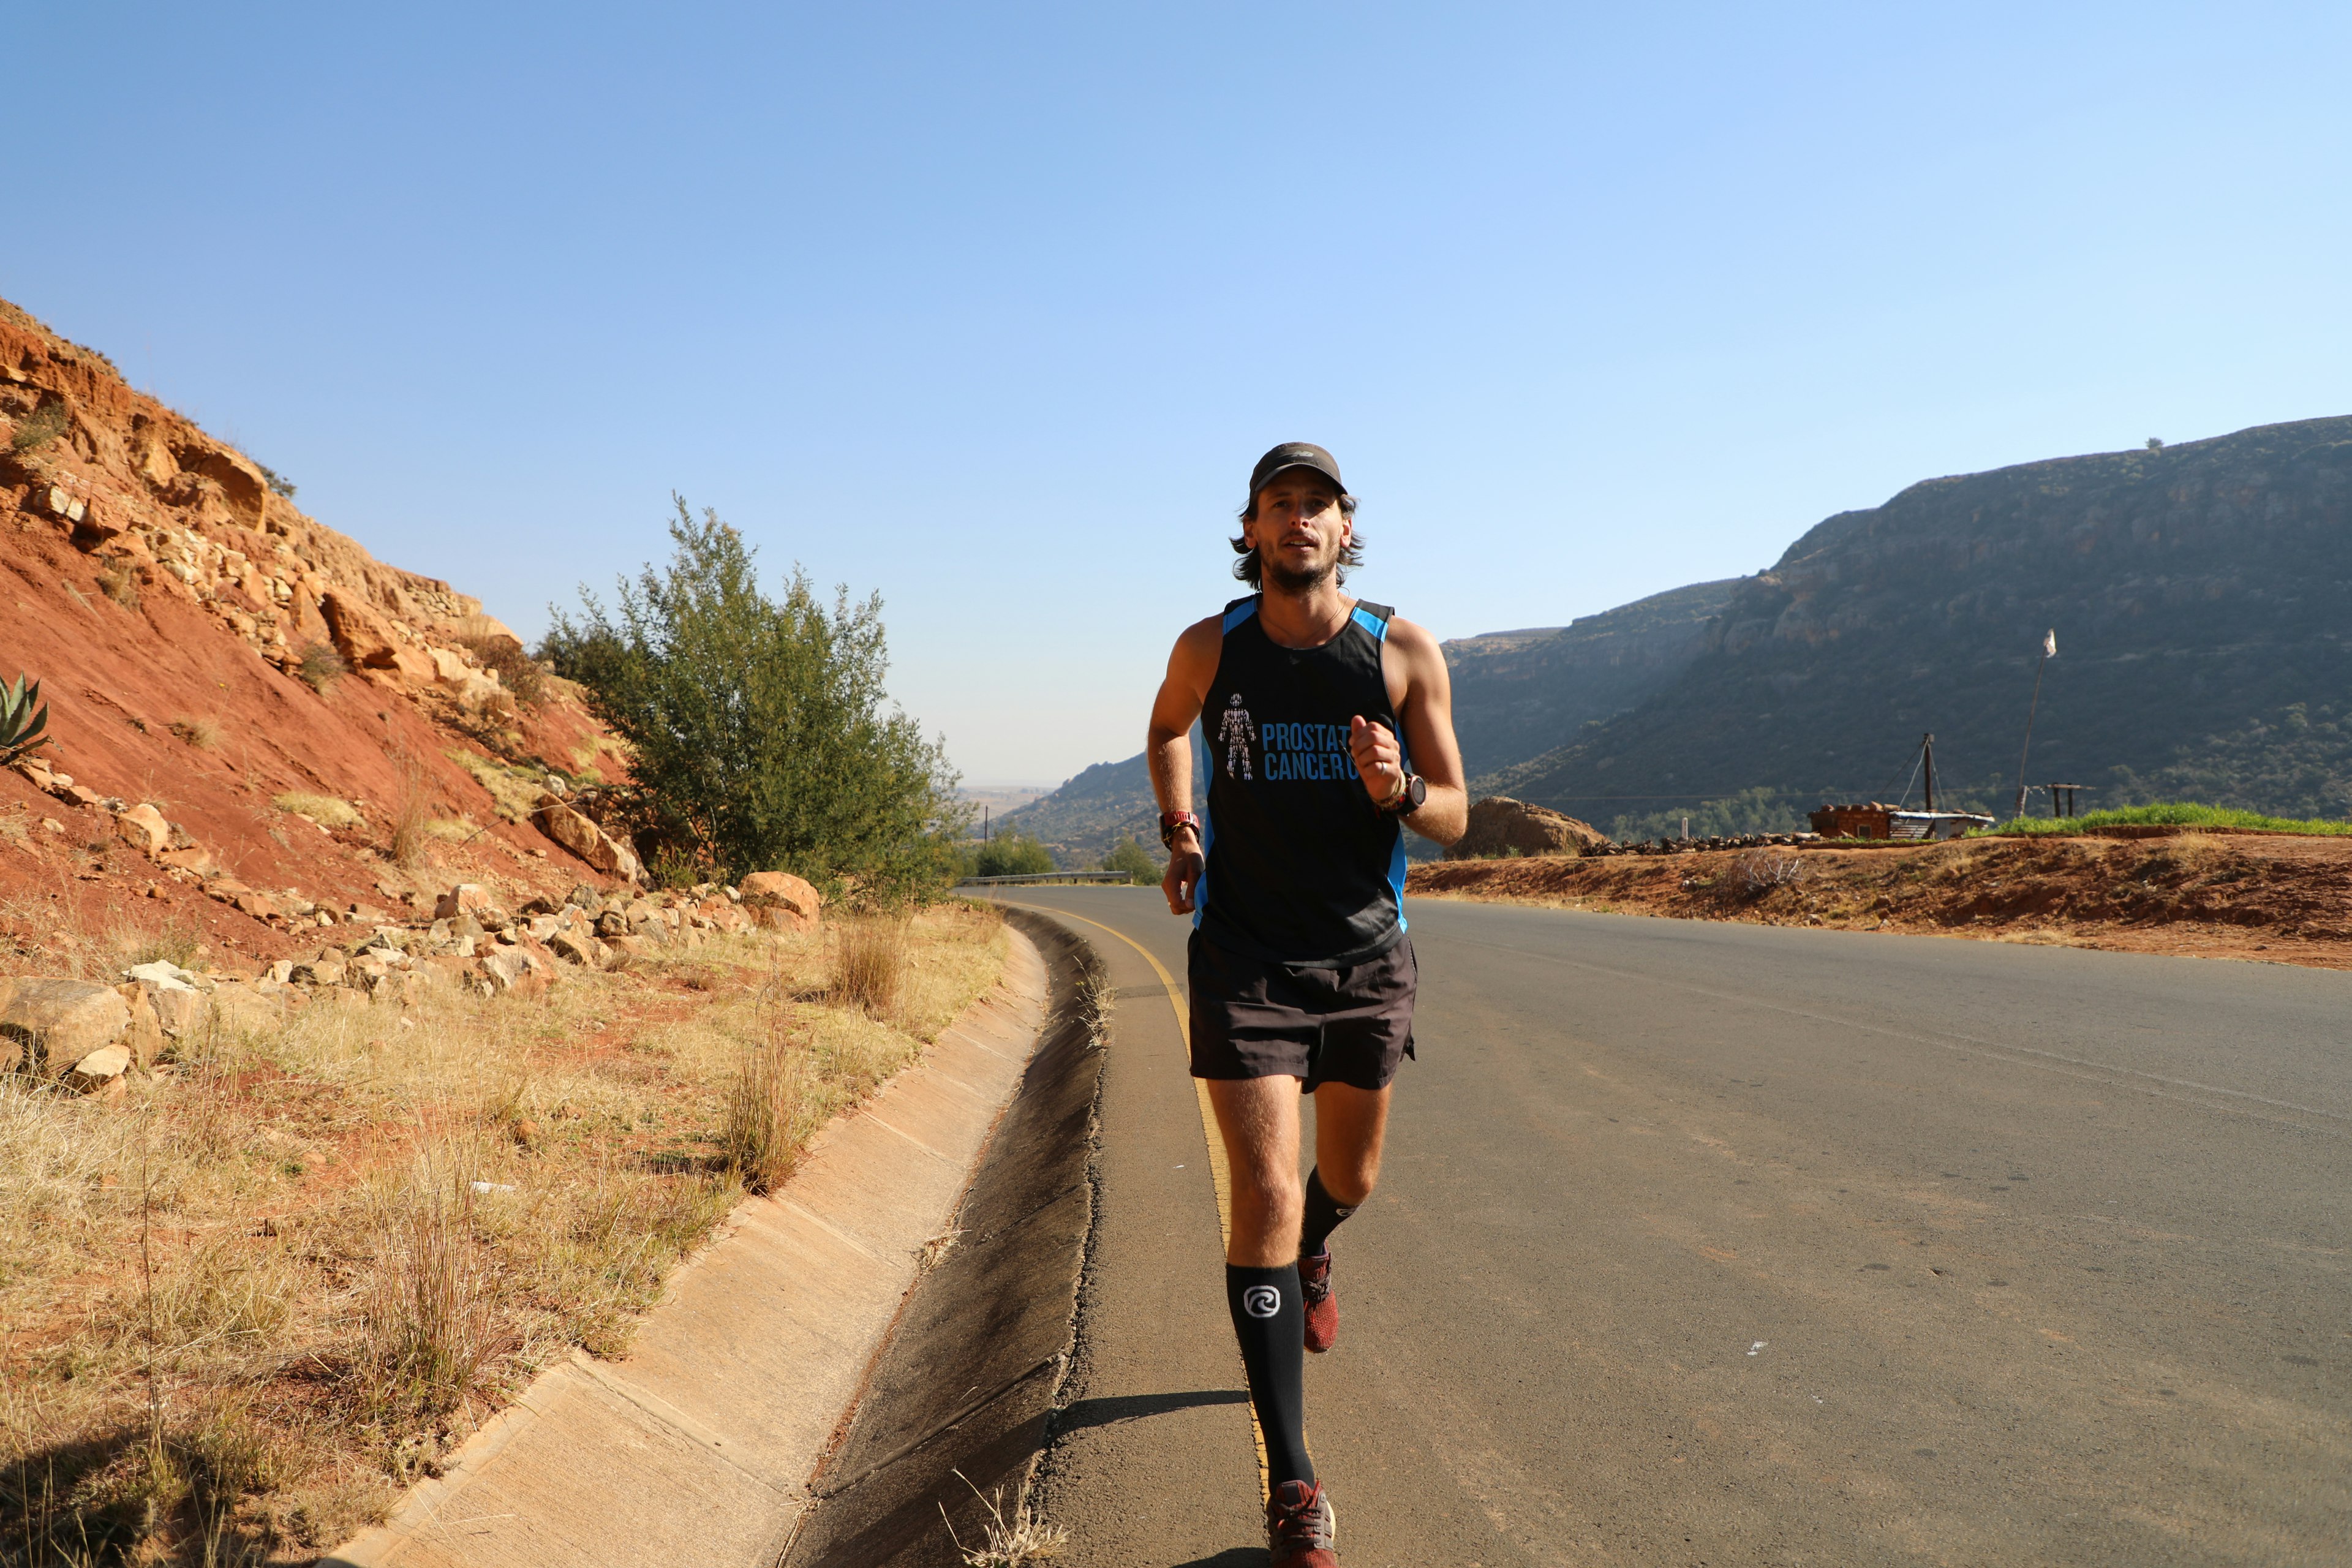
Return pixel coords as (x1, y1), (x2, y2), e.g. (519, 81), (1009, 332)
(782, 908), (1105, 1568)
(322, 927), (1055, 1568)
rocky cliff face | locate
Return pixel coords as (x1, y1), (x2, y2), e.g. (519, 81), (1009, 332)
(0, 296), (639, 956)
(1490, 417), (2352, 826)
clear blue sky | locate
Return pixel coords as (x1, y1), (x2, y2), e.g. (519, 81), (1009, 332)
(15, 3), (2349, 784)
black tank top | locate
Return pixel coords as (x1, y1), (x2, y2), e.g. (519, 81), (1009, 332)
(1196, 595), (1409, 966)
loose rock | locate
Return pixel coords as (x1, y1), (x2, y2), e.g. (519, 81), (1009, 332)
(737, 870), (822, 933)
(1446, 797), (1613, 861)
(0, 979), (132, 1076)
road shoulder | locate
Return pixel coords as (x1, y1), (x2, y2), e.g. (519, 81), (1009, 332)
(323, 932), (1050, 1568)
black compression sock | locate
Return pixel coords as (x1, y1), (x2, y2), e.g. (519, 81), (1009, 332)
(1299, 1167), (1357, 1261)
(1226, 1262), (1313, 1488)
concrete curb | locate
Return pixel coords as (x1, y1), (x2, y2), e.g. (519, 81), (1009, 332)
(781, 908), (1106, 1568)
(321, 928), (1052, 1568)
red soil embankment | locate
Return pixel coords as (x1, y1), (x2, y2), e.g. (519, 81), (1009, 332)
(0, 296), (633, 963)
(1410, 829), (2352, 970)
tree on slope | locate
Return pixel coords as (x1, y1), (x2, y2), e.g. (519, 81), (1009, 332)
(546, 497), (963, 900)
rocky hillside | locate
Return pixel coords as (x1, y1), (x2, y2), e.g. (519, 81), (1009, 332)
(1484, 417), (2352, 831)
(993, 737), (1205, 869)
(0, 296), (652, 965)
(1443, 578), (1739, 780)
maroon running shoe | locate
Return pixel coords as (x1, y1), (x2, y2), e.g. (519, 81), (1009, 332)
(1299, 1250), (1337, 1354)
(1266, 1479), (1338, 1566)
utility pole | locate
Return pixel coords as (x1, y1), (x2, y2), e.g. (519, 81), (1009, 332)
(2013, 630), (2056, 820)
(1921, 733), (1936, 814)
(982, 805), (989, 844)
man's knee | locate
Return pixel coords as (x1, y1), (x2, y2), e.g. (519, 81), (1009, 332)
(1235, 1165), (1303, 1220)
(1321, 1166), (1376, 1208)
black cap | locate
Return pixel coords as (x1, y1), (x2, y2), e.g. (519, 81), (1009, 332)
(1247, 442), (1346, 503)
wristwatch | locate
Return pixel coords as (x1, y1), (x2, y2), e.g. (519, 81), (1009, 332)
(1159, 809), (1202, 848)
(1378, 772), (1427, 814)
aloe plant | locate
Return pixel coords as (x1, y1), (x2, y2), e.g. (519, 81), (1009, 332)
(0, 674), (48, 765)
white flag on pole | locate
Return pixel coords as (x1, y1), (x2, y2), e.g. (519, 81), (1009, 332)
(2043, 629), (2057, 658)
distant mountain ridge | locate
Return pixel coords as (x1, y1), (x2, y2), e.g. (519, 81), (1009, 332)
(993, 735), (1205, 869)
(1013, 416), (2352, 862)
(1490, 416), (2352, 831)
(1442, 578), (1740, 780)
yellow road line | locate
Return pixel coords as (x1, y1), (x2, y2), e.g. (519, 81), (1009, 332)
(1013, 902), (1273, 1497)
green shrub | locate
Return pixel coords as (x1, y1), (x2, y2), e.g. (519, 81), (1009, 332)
(9, 400), (69, 455)
(1099, 834), (1161, 884)
(548, 497), (964, 900)
(458, 633), (548, 708)
(973, 832), (1055, 878)
(296, 641), (347, 692)
(1977, 801), (2352, 837)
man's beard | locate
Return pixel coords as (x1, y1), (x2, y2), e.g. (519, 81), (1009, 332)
(1262, 553), (1333, 594)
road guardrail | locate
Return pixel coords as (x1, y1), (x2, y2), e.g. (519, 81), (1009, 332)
(957, 870), (1139, 886)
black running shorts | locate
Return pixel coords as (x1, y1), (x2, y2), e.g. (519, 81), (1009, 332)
(1186, 930), (1417, 1092)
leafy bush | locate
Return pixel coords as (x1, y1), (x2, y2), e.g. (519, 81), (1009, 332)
(971, 832), (1055, 878)
(1978, 801), (2352, 837)
(548, 497), (963, 900)
(1099, 834), (1161, 884)
(458, 633), (548, 709)
(650, 846), (707, 889)
(255, 462), (298, 500)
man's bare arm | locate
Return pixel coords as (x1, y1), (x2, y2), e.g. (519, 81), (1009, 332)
(1362, 616), (1468, 847)
(1148, 616), (1221, 913)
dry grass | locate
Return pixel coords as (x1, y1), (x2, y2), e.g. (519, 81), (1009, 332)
(364, 1142), (500, 1423)
(96, 565), (141, 612)
(943, 1470), (1068, 1566)
(834, 916), (910, 1020)
(1728, 847), (1809, 900)
(9, 399), (69, 455)
(294, 643), (347, 695)
(447, 751), (548, 824)
(386, 752), (431, 871)
(718, 949), (818, 1194)
(2, 899), (1007, 1563)
(271, 791), (360, 829)
(167, 718), (220, 752)
(123, 918), (202, 971)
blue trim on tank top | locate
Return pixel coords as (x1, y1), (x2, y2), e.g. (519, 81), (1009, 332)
(1387, 829), (1409, 934)
(1350, 605), (1389, 642)
(1222, 598), (1259, 634)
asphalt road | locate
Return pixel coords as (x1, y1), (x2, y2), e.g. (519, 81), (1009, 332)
(982, 887), (2350, 1568)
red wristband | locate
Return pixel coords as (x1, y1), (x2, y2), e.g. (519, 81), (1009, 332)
(1159, 810), (1202, 848)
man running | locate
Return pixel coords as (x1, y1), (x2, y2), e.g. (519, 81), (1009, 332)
(1147, 442), (1466, 1566)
